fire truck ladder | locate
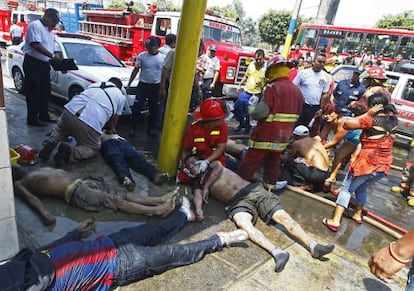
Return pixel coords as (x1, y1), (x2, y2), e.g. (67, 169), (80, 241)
(79, 21), (133, 45)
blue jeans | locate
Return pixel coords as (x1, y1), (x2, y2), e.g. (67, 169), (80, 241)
(336, 171), (385, 208)
(100, 138), (157, 183)
(407, 266), (414, 290)
(110, 210), (222, 286)
(234, 91), (252, 129)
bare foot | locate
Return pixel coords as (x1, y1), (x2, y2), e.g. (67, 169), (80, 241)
(41, 213), (56, 225)
(195, 209), (204, 221)
(157, 198), (176, 217)
(160, 188), (179, 203)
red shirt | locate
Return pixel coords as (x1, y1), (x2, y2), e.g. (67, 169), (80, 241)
(182, 122), (228, 165)
(288, 51), (303, 60)
(349, 115), (395, 176)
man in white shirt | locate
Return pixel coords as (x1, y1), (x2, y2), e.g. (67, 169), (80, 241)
(23, 8), (62, 126)
(201, 45), (220, 100)
(9, 20), (23, 45)
(127, 36), (165, 137)
(39, 78), (126, 166)
(293, 53), (331, 128)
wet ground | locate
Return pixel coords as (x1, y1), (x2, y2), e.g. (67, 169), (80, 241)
(2, 48), (414, 289)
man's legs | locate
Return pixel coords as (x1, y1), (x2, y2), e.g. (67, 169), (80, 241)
(23, 56), (50, 125)
(113, 229), (247, 286)
(109, 209), (188, 247)
(263, 151), (282, 190)
(272, 209), (335, 260)
(238, 148), (267, 182)
(101, 139), (133, 182)
(232, 211), (290, 272)
(122, 140), (158, 181)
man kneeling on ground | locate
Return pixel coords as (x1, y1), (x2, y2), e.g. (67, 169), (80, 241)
(12, 166), (178, 225)
(184, 155), (335, 272)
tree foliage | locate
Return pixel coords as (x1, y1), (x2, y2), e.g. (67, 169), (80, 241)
(107, 0), (145, 13)
(376, 11), (414, 30)
(258, 10), (304, 50)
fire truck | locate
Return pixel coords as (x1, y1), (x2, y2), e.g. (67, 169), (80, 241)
(78, 7), (255, 98)
(0, 8), (42, 47)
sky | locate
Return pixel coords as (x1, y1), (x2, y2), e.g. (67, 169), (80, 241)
(175, 0), (414, 28)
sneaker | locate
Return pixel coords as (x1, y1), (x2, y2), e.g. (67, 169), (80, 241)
(391, 186), (402, 193)
(39, 141), (57, 161)
(122, 176), (135, 191)
(153, 173), (169, 185)
(179, 196), (196, 221)
(275, 180), (288, 191)
(217, 229), (248, 247)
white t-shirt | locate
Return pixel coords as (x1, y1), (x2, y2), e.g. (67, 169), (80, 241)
(65, 82), (126, 134)
(293, 68), (331, 105)
(10, 24), (23, 37)
(203, 55), (220, 79)
(23, 20), (55, 62)
(135, 51), (165, 84)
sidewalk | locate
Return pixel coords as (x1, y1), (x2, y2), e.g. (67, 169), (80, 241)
(4, 89), (410, 290)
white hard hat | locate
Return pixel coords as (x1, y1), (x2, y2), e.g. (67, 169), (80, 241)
(293, 125), (309, 137)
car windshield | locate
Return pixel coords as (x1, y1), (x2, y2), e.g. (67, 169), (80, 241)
(63, 43), (124, 67)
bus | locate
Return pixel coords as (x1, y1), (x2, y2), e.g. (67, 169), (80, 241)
(295, 23), (414, 66)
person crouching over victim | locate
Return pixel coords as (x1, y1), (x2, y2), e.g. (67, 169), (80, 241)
(280, 125), (329, 191)
(179, 98), (229, 221)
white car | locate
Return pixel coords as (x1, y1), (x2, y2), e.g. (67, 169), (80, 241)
(6, 33), (137, 114)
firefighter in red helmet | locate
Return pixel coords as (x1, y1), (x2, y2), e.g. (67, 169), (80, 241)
(179, 98), (229, 221)
(349, 66), (391, 116)
(237, 56), (304, 191)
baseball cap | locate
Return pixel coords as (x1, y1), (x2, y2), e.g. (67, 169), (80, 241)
(44, 8), (60, 24)
(293, 125), (309, 137)
(208, 45), (217, 51)
(145, 36), (161, 48)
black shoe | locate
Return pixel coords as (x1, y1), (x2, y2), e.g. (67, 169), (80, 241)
(27, 119), (48, 126)
(39, 141), (57, 161)
(54, 142), (72, 166)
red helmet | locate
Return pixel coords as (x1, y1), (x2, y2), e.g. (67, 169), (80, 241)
(193, 98), (227, 121)
(267, 55), (288, 68)
(364, 66), (387, 80)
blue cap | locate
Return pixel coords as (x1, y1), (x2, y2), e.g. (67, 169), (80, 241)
(145, 36), (161, 48)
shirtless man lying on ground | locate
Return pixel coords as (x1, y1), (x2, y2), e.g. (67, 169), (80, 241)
(12, 166), (177, 225)
(184, 155), (335, 272)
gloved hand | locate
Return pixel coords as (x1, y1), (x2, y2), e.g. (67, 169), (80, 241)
(196, 159), (210, 174)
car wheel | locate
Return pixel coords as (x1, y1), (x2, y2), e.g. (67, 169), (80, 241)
(12, 67), (25, 93)
(68, 86), (83, 100)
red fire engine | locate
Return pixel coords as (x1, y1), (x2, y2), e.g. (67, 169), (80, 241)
(0, 8), (42, 46)
(78, 7), (255, 98)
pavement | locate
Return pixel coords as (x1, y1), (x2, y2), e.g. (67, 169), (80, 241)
(4, 86), (414, 290)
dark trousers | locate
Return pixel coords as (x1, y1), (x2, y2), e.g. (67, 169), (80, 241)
(280, 158), (328, 189)
(100, 138), (157, 183)
(295, 103), (320, 127)
(131, 82), (160, 131)
(234, 91), (253, 129)
(201, 78), (213, 100)
(110, 210), (222, 286)
(23, 55), (51, 122)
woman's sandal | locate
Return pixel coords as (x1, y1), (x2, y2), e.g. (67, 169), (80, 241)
(344, 209), (362, 224)
(322, 218), (339, 232)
